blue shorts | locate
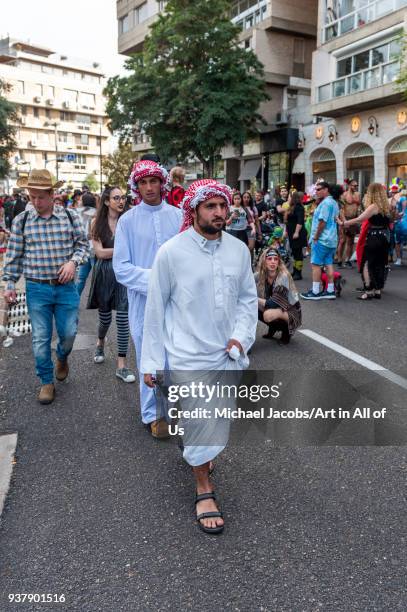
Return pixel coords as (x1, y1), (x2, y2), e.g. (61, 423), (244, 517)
(311, 242), (337, 266)
(395, 224), (407, 244)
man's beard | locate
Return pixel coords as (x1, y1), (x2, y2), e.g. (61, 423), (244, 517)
(196, 217), (225, 235)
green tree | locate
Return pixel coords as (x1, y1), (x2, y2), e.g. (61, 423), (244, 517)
(0, 80), (19, 179)
(83, 173), (99, 192)
(102, 141), (134, 191)
(105, 0), (268, 177)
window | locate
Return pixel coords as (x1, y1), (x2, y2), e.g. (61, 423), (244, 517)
(76, 154), (86, 165)
(337, 57), (352, 77)
(63, 89), (77, 104)
(45, 109), (52, 119)
(15, 80), (25, 95)
(33, 107), (39, 118)
(354, 50), (370, 72)
(119, 13), (130, 33)
(45, 85), (55, 98)
(20, 105), (27, 116)
(60, 111), (73, 122)
(76, 114), (91, 124)
(80, 134), (89, 145)
(34, 83), (43, 97)
(42, 152), (48, 161)
(58, 132), (68, 143)
(41, 65), (53, 74)
(79, 92), (95, 107)
(96, 136), (101, 146)
(135, 2), (149, 24)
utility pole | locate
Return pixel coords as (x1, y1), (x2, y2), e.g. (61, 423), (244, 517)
(99, 122), (103, 193)
(44, 121), (60, 180)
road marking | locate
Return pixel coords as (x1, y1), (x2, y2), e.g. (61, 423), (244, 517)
(299, 329), (407, 391)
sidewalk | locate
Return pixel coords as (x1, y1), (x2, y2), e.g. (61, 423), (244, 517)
(0, 304), (406, 611)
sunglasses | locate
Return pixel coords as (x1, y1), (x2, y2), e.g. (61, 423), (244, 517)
(111, 195), (126, 202)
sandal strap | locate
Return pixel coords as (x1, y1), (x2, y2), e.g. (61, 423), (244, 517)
(195, 492), (216, 503)
(197, 511), (223, 521)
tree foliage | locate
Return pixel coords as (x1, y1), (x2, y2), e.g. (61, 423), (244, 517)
(0, 80), (19, 179)
(102, 141), (135, 191)
(105, 0), (268, 176)
(84, 173), (99, 192)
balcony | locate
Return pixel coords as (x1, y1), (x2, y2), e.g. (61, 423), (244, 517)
(231, 0), (268, 31)
(318, 59), (400, 102)
(324, 0), (407, 43)
(314, 59), (401, 116)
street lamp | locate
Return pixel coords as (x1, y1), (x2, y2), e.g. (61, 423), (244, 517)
(328, 125), (338, 143)
(44, 121), (60, 180)
(368, 116), (379, 137)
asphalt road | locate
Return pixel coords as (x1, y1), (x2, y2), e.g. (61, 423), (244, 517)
(0, 260), (406, 612)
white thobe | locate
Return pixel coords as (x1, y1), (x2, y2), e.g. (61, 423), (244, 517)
(140, 227), (258, 465)
(113, 201), (182, 423)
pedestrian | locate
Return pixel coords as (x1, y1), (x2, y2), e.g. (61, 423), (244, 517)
(343, 183), (391, 300)
(242, 191), (259, 257)
(336, 179), (360, 268)
(70, 190), (82, 209)
(141, 178), (258, 534)
(274, 184), (289, 224)
(393, 187), (407, 266)
(225, 191), (250, 245)
(285, 191), (307, 280)
(75, 192), (97, 297)
(113, 160), (182, 437)
(12, 192), (28, 219)
(2, 169), (89, 404)
(301, 181), (339, 300)
(255, 247), (301, 343)
(254, 189), (268, 217)
(87, 186), (135, 382)
(167, 166), (186, 208)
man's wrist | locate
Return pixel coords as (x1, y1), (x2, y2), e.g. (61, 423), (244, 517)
(69, 259), (79, 269)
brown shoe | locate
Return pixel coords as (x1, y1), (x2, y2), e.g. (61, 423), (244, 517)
(149, 418), (170, 439)
(38, 383), (55, 405)
(55, 359), (69, 381)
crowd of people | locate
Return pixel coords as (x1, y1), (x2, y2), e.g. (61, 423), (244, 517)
(1, 159), (406, 535)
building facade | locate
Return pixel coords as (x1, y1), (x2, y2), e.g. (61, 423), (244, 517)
(302, 0), (407, 193)
(0, 37), (111, 192)
(116, 0), (318, 190)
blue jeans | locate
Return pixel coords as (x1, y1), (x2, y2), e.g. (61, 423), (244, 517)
(76, 256), (95, 297)
(26, 281), (80, 385)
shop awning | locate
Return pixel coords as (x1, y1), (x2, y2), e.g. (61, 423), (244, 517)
(292, 152), (305, 174)
(238, 159), (261, 181)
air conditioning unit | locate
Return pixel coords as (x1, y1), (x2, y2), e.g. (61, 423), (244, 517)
(89, 107), (95, 111)
(33, 96), (41, 103)
(276, 111), (289, 126)
(63, 101), (70, 109)
(29, 139), (37, 147)
(46, 99), (54, 106)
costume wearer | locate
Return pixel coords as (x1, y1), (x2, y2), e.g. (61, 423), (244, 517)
(286, 202), (307, 277)
(141, 179), (258, 466)
(113, 160), (182, 423)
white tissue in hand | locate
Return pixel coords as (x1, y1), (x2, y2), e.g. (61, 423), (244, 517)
(228, 345), (240, 360)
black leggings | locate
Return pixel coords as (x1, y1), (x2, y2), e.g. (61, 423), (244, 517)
(364, 231), (389, 290)
(98, 310), (129, 358)
(290, 243), (304, 262)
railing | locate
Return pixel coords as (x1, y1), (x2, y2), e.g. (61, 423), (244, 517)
(317, 59), (400, 102)
(324, 0), (407, 42)
(231, 0), (268, 30)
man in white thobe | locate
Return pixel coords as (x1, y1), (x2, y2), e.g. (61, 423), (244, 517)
(141, 179), (258, 535)
(113, 160), (182, 437)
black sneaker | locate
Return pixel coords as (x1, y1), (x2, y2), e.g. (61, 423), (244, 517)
(301, 289), (324, 300)
(337, 261), (343, 268)
(320, 290), (336, 300)
(345, 261), (353, 268)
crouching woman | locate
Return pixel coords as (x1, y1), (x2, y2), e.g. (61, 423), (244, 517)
(255, 248), (302, 344)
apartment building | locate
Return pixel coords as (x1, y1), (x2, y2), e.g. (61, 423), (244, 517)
(0, 37), (111, 192)
(302, 0), (407, 193)
(116, 0), (318, 191)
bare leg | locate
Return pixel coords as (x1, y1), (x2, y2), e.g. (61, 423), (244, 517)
(258, 298), (266, 313)
(193, 463), (224, 530)
(263, 308), (289, 324)
(325, 264), (335, 284)
(311, 264), (322, 284)
(345, 235), (354, 261)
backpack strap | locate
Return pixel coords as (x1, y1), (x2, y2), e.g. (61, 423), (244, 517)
(65, 208), (74, 227)
(20, 210), (30, 235)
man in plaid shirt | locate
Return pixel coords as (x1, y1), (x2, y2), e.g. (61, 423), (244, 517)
(2, 169), (89, 405)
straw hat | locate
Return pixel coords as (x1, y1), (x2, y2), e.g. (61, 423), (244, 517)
(16, 169), (64, 190)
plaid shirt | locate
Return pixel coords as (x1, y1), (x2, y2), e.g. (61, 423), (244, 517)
(2, 205), (89, 286)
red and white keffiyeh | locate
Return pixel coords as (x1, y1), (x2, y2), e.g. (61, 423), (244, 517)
(180, 179), (233, 232)
(128, 160), (169, 200)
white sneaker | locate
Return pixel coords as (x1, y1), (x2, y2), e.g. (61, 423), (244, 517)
(94, 345), (105, 363)
(116, 368), (136, 383)
(395, 259), (402, 266)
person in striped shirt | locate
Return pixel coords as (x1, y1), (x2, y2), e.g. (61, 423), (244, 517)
(2, 169), (89, 405)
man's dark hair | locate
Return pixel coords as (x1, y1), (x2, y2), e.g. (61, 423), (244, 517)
(141, 153), (161, 163)
(318, 181), (330, 190)
(82, 193), (97, 208)
(329, 184), (344, 201)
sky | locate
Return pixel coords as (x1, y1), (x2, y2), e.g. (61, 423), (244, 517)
(2, 0), (127, 78)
